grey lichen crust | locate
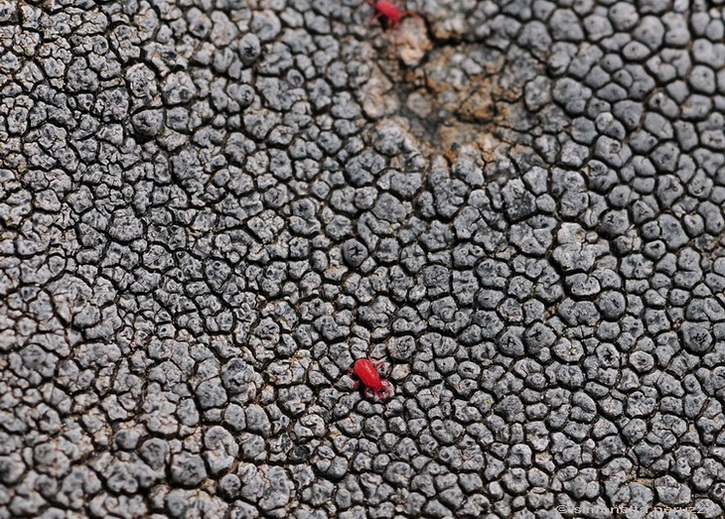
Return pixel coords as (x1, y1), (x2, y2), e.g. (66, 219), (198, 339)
(1, 0), (725, 517)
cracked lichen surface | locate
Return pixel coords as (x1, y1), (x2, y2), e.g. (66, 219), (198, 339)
(2, 0), (725, 517)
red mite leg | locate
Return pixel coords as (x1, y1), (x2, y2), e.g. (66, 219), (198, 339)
(384, 381), (393, 397)
(400, 10), (422, 21)
(349, 367), (360, 390)
(368, 8), (385, 25)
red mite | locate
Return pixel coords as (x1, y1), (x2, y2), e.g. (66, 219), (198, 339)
(364, 0), (421, 29)
(349, 358), (393, 399)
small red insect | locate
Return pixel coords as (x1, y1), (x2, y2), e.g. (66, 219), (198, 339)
(364, 0), (421, 29)
(349, 358), (393, 399)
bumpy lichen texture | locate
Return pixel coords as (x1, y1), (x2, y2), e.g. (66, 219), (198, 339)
(1, 0), (725, 517)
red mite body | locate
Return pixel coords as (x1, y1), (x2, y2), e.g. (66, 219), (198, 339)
(364, 0), (419, 28)
(349, 358), (393, 399)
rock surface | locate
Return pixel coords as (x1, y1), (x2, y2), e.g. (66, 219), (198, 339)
(1, 0), (724, 517)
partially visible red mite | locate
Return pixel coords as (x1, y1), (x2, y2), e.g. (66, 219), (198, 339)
(349, 358), (393, 399)
(364, 0), (421, 29)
